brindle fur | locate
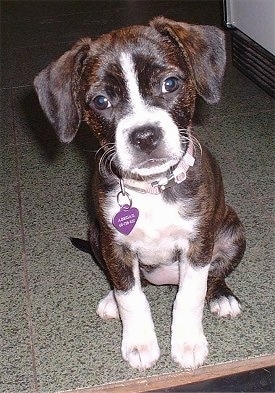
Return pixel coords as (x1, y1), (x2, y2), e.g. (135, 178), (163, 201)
(34, 17), (246, 333)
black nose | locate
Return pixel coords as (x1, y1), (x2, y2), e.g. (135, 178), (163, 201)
(130, 126), (162, 153)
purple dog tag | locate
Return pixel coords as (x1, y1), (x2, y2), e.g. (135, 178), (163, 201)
(112, 204), (139, 235)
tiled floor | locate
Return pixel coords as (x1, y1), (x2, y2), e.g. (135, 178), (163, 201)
(1, 1), (274, 393)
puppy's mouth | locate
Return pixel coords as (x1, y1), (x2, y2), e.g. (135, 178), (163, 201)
(132, 157), (178, 177)
(137, 158), (167, 168)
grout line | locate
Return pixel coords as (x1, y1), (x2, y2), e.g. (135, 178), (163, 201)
(11, 87), (40, 392)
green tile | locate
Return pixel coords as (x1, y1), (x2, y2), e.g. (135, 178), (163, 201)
(0, 88), (14, 146)
(25, 230), (124, 391)
(196, 65), (274, 125)
(259, 195), (275, 217)
(18, 142), (91, 235)
(12, 86), (58, 145)
(0, 48), (11, 88)
(0, 239), (36, 392)
(0, 147), (21, 241)
(0, 185), (21, 240)
(7, 43), (72, 88)
(0, 145), (18, 188)
(198, 89), (274, 124)
(23, 217), (275, 393)
(238, 196), (275, 253)
(204, 112), (275, 199)
(11, 86), (100, 152)
(193, 125), (251, 210)
(222, 64), (271, 100)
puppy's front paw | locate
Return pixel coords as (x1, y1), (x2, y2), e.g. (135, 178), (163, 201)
(210, 295), (241, 318)
(122, 331), (160, 370)
(96, 291), (119, 320)
(171, 331), (208, 369)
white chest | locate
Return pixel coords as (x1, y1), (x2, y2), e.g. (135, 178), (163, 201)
(105, 189), (198, 265)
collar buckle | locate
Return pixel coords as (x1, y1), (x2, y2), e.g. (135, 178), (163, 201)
(151, 172), (175, 192)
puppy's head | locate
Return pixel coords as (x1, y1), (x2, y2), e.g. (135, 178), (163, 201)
(34, 17), (225, 179)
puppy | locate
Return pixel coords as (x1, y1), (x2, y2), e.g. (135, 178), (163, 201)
(34, 17), (246, 371)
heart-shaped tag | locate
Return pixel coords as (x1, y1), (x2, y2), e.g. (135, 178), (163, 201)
(112, 204), (139, 235)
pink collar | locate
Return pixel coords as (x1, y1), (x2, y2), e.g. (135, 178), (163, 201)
(123, 139), (195, 195)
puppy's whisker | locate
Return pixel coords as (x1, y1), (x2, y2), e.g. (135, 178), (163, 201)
(98, 145), (117, 177)
(95, 143), (114, 159)
(108, 151), (117, 176)
(190, 135), (203, 156)
(179, 128), (202, 156)
(100, 149), (114, 171)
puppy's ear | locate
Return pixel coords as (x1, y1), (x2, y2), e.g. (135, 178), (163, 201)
(151, 17), (226, 103)
(34, 39), (92, 143)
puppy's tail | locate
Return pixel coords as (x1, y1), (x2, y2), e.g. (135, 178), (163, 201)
(70, 237), (92, 254)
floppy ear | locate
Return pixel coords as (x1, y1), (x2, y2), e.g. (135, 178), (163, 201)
(34, 39), (92, 143)
(151, 17), (226, 103)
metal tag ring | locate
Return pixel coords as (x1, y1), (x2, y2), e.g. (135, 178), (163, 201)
(117, 191), (132, 209)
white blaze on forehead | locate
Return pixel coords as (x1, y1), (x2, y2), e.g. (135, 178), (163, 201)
(119, 52), (145, 113)
(116, 52), (183, 175)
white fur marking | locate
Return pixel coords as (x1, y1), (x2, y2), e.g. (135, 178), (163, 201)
(171, 263), (210, 369)
(106, 190), (198, 267)
(210, 295), (241, 318)
(120, 52), (144, 113)
(115, 259), (160, 370)
(116, 52), (182, 175)
(97, 290), (119, 320)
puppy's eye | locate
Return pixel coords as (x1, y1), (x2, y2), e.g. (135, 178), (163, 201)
(162, 77), (179, 93)
(93, 95), (111, 110)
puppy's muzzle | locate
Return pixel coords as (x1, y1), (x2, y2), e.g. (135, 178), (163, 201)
(130, 126), (163, 154)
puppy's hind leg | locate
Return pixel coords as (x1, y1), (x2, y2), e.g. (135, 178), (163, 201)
(207, 277), (242, 318)
(97, 290), (119, 320)
(207, 206), (246, 318)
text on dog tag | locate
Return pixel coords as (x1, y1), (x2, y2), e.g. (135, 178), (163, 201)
(112, 204), (139, 235)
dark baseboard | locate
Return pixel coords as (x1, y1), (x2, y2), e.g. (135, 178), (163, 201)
(231, 29), (275, 98)
(151, 366), (275, 392)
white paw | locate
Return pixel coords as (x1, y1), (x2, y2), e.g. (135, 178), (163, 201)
(96, 291), (119, 320)
(171, 331), (208, 369)
(122, 331), (160, 370)
(210, 295), (241, 318)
